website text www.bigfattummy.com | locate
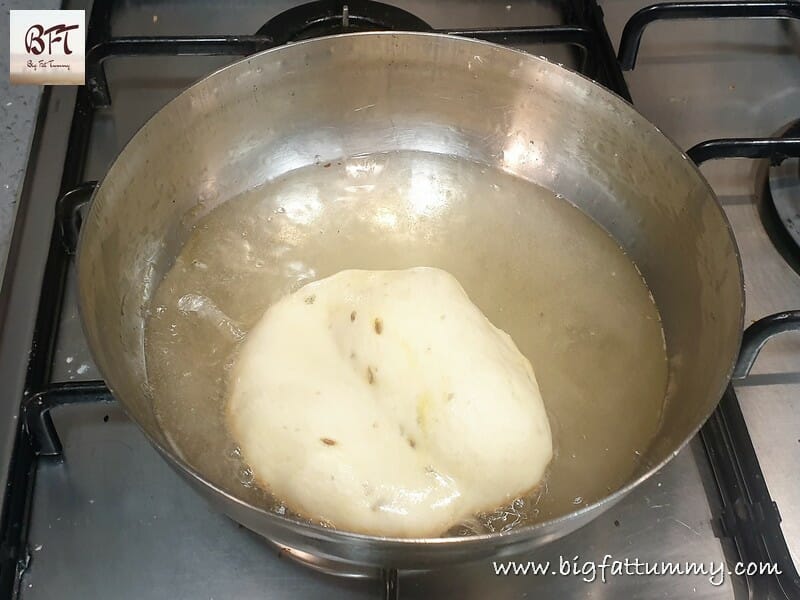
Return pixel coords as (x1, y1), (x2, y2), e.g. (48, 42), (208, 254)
(492, 555), (782, 586)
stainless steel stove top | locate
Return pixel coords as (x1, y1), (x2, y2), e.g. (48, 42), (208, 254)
(2, 0), (799, 598)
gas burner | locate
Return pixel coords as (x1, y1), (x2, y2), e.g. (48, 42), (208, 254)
(256, 0), (432, 44)
(760, 120), (800, 274)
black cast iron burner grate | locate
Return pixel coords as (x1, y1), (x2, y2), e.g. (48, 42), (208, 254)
(759, 120), (800, 276)
(84, 0), (632, 108)
(4, 0), (800, 598)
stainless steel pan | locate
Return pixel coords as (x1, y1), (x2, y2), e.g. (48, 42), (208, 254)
(76, 32), (744, 572)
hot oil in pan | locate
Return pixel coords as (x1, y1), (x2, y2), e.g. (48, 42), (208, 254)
(145, 150), (668, 535)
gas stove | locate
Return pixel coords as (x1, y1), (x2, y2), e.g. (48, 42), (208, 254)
(1, 1), (799, 598)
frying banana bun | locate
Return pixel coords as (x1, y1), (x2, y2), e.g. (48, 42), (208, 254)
(226, 267), (552, 537)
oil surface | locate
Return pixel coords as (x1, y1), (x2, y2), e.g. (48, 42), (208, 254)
(145, 150), (668, 535)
